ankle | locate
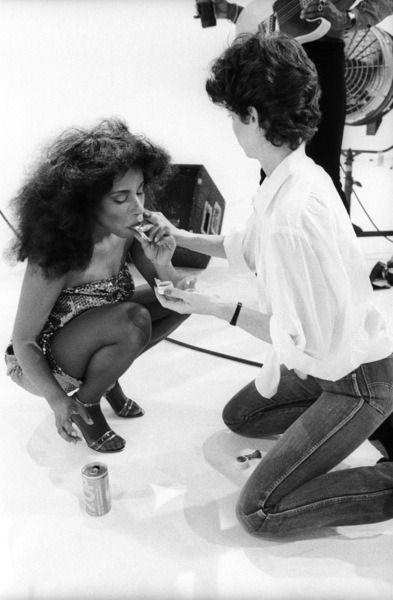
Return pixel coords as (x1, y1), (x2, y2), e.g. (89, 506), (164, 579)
(73, 392), (100, 408)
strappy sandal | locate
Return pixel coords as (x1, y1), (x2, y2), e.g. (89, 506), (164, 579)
(72, 395), (126, 453)
(104, 381), (145, 418)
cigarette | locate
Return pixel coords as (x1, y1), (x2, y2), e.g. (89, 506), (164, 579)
(133, 223), (151, 241)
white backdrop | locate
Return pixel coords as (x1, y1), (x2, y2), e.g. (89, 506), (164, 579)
(0, 0), (392, 246)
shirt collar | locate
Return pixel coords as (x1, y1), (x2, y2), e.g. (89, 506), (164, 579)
(253, 143), (309, 217)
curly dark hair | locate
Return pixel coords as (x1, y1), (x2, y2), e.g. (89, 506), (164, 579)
(205, 32), (321, 150)
(10, 118), (172, 277)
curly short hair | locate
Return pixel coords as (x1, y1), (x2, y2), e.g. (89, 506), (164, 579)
(206, 32), (321, 150)
(10, 118), (171, 277)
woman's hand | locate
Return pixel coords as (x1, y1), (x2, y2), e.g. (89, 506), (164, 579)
(50, 394), (93, 444)
(154, 281), (215, 316)
(134, 223), (176, 266)
(143, 210), (179, 237)
(176, 276), (197, 291)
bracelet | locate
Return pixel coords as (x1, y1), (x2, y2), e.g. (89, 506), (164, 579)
(229, 301), (242, 326)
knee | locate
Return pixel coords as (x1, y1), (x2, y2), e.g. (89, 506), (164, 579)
(222, 380), (259, 432)
(235, 495), (285, 538)
(222, 380), (273, 437)
(222, 399), (244, 433)
(122, 303), (152, 346)
(235, 494), (266, 537)
(222, 394), (252, 434)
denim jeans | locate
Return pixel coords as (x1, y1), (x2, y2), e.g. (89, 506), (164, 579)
(223, 354), (393, 536)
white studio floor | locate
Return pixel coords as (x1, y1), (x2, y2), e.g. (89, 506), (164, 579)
(1, 243), (393, 600)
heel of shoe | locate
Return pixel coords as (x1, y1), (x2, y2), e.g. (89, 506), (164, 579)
(72, 403), (126, 453)
(104, 382), (145, 418)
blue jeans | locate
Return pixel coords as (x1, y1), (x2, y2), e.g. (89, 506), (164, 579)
(223, 354), (393, 536)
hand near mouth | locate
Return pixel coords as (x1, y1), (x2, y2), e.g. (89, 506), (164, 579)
(133, 222), (176, 266)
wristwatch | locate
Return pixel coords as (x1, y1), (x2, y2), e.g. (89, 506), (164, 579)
(345, 10), (356, 30)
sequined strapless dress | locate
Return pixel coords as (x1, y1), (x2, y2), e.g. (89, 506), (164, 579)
(6, 263), (135, 393)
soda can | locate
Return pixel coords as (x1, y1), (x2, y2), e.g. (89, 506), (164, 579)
(81, 462), (111, 516)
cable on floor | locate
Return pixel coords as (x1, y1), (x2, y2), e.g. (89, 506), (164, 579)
(165, 336), (262, 368)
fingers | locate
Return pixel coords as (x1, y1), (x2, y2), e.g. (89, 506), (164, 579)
(133, 224), (153, 243)
(177, 276), (197, 291)
(154, 287), (186, 313)
(161, 286), (187, 301)
(142, 210), (162, 226)
(56, 418), (81, 443)
(154, 287), (174, 308)
(148, 225), (171, 244)
(133, 229), (151, 246)
(154, 286), (166, 306)
(136, 221), (172, 246)
(300, 0), (327, 18)
(143, 210), (177, 235)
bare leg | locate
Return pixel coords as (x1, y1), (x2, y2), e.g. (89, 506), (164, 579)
(102, 284), (189, 416)
(50, 302), (151, 450)
(133, 283), (189, 351)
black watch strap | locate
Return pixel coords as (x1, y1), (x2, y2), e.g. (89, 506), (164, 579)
(230, 302), (243, 326)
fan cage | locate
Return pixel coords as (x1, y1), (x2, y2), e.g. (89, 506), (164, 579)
(344, 26), (393, 126)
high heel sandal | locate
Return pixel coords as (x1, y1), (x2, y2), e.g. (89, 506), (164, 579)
(104, 381), (145, 418)
(72, 395), (126, 453)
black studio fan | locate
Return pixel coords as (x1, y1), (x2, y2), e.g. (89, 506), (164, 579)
(344, 25), (393, 134)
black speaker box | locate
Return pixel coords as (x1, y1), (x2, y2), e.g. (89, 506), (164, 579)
(155, 164), (226, 268)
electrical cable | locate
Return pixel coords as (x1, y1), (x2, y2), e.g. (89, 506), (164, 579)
(340, 150), (393, 244)
(350, 185), (393, 244)
(0, 209), (18, 238)
(165, 336), (262, 368)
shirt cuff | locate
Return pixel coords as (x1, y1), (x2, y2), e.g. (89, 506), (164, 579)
(269, 314), (310, 372)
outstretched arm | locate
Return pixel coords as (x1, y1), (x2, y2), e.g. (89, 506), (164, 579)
(142, 210), (227, 259)
(12, 262), (92, 442)
(154, 284), (272, 343)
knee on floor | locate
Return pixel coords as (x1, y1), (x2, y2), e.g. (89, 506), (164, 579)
(235, 497), (288, 538)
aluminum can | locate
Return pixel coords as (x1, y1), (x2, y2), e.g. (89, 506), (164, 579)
(81, 462), (111, 516)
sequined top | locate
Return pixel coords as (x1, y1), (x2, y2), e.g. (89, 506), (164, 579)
(38, 263), (135, 370)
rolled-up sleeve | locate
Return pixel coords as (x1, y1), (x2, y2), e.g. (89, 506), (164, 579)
(223, 213), (257, 273)
(223, 229), (250, 272)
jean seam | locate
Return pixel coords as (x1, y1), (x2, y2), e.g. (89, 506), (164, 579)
(256, 488), (393, 528)
(359, 366), (375, 403)
(226, 405), (312, 430)
(259, 396), (365, 510)
(356, 369), (393, 416)
(351, 372), (363, 399)
(237, 402), (314, 422)
(368, 382), (393, 391)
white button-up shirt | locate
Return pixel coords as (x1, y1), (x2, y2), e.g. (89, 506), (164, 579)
(224, 145), (393, 398)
